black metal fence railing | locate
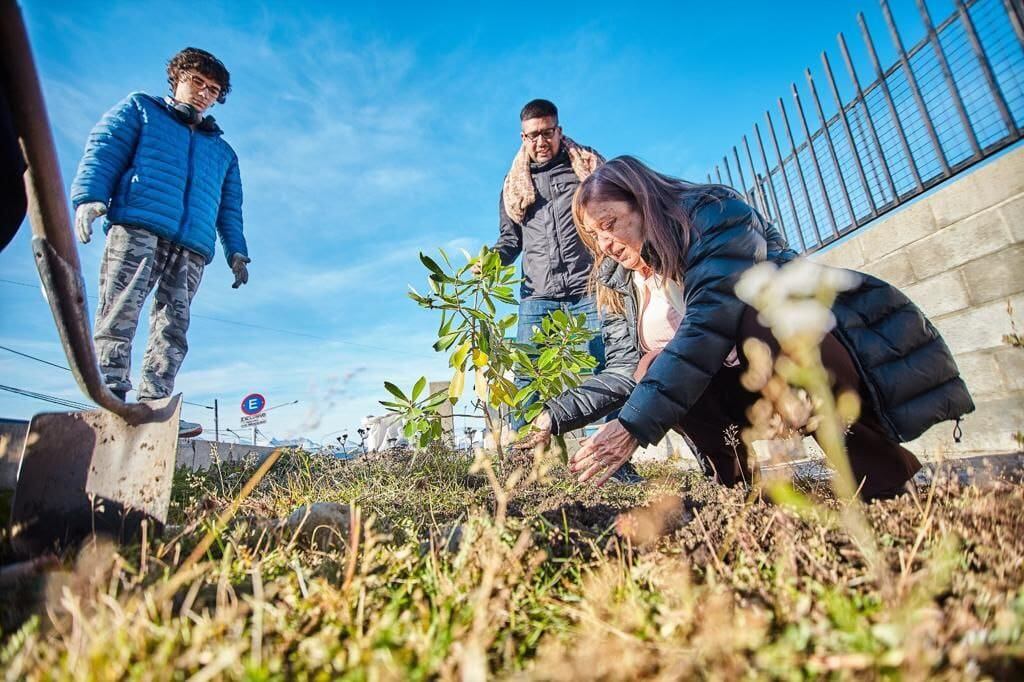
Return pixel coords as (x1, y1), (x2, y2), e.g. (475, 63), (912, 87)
(710, 0), (1024, 254)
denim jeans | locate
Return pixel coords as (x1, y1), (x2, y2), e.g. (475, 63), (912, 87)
(511, 295), (606, 432)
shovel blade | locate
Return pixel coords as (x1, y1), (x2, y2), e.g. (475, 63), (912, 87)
(10, 395), (181, 556)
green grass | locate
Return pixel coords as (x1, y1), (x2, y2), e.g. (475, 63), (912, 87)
(1, 446), (1022, 679)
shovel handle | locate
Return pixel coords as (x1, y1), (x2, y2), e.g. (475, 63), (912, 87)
(0, 1), (77, 264)
(0, 1), (148, 420)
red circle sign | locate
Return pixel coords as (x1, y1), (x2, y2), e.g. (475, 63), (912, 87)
(241, 393), (266, 415)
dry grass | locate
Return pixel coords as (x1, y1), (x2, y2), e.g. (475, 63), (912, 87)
(1, 446), (1022, 680)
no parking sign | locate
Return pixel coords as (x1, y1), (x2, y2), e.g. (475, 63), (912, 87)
(241, 392), (267, 426)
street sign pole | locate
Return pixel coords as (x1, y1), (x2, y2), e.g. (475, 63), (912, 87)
(252, 426), (257, 446)
(214, 399), (219, 443)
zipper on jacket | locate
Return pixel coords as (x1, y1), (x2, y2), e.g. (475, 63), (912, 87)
(173, 127), (196, 244)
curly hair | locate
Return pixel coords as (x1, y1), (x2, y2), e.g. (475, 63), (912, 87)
(166, 47), (231, 104)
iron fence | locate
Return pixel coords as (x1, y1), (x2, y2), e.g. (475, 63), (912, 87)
(710, 0), (1024, 254)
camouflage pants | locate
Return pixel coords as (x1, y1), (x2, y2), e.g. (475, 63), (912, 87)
(94, 225), (205, 399)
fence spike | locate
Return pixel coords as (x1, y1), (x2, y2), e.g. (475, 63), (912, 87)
(792, 81), (840, 238)
(853, 17), (919, 196)
(742, 134), (773, 220)
(960, 0), (1019, 139)
(765, 110), (808, 252)
(879, 0), (951, 178)
(915, 0), (982, 159)
(806, 66), (857, 232)
(777, 96), (823, 246)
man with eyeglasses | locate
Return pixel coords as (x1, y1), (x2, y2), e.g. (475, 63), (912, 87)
(485, 99), (640, 482)
(70, 47), (249, 438)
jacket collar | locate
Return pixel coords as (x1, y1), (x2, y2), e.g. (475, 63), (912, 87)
(529, 145), (570, 174)
(596, 258), (633, 294)
(147, 94), (224, 135)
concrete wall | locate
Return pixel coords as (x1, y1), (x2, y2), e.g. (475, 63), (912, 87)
(811, 145), (1024, 457)
(175, 438), (279, 470)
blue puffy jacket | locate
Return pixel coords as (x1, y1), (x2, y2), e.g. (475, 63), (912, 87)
(70, 93), (246, 265)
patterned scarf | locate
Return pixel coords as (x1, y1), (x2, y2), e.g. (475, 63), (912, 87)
(502, 136), (604, 224)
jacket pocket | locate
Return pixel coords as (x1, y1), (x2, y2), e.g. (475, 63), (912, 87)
(114, 169), (134, 208)
(554, 179), (578, 194)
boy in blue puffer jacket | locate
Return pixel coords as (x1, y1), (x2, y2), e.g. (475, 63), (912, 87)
(70, 47), (249, 437)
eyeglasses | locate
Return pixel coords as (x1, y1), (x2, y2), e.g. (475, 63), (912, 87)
(523, 126), (559, 142)
(182, 72), (221, 98)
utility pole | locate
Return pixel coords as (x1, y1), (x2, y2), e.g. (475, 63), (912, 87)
(214, 399), (219, 443)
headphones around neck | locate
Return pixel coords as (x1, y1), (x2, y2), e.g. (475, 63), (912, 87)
(169, 100), (216, 131)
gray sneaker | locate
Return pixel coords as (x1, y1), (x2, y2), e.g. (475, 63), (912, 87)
(178, 419), (203, 439)
(609, 460), (644, 485)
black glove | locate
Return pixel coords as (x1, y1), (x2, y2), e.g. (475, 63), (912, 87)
(230, 253), (251, 288)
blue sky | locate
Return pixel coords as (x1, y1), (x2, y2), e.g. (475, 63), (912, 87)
(0, 0), (951, 444)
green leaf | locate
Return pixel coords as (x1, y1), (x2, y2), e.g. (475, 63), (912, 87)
(411, 376), (427, 402)
(481, 292), (496, 316)
(525, 402), (545, 423)
(433, 331), (460, 352)
(512, 385), (534, 406)
(378, 400), (405, 411)
(424, 390), (449, 410)
(384, 381), (408, 403)
(452, 339), (472, 369)
(538, 347), (558, 369)
(438, 313), (453, 338)
(472, 348), (488, 368)
(438, 247), (452, 269)
(419, 253), (445, 277)
(466, 308), (492, 323)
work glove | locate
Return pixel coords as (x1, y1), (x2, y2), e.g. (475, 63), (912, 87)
(230, 253), (250, 288)
(74, 201), (107, 244)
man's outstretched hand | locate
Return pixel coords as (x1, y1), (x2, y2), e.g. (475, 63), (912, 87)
(74, 202), (107, 244)
(230, 253), (251, 288)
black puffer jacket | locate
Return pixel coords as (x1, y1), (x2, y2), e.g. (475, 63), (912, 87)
(544, 191), (974, 447)
(493, 147), (594, 300)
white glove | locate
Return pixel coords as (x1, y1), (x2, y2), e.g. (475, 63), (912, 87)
(75, 202), (107, 244)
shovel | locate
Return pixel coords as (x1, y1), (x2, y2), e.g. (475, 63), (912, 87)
(0, 1), (182, 556)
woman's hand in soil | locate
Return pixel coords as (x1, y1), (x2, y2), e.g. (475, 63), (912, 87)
(513, 410), (552, 450)
(570, 419), (638, 487)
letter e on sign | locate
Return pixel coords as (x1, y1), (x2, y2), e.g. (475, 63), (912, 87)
(241, 392), (266, 416)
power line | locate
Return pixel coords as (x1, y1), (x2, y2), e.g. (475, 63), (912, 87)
(0, 342), (211, 405)
(0, 344), (72, 371)
(0, 384), (92, 411)
(0, 277), (35, 289)
(0, 277), (435, 357)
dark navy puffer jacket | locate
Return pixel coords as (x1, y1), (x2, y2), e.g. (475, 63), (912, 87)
(544, 191), (974, 448)
(70, 93), (246, 265)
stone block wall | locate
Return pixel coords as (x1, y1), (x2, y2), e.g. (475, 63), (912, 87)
(811, 145), (1024, 457)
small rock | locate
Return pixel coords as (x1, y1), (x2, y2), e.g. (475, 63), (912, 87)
(285, 502), (350, 550)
